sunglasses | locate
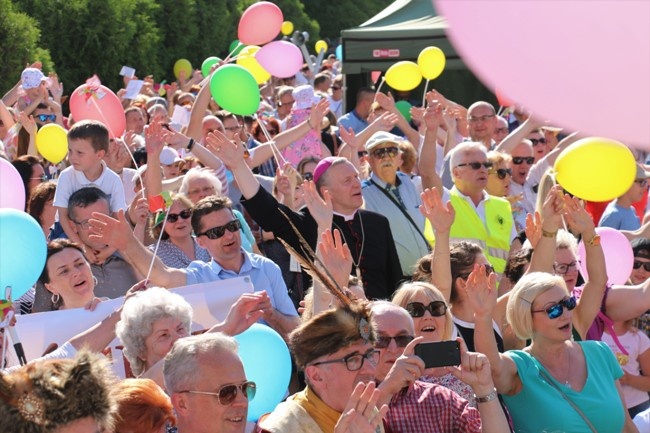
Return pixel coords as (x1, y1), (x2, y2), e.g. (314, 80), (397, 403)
(371, 146), (399, 159)
(529, 138), (546, 146)
(303, 172), (314, 181)
(196, 219), (241, 239)
(36, 114), (56, 123)
(532, 296), (577, 319)
(512, 156), (535, 165)
(181, 381), (256, 406)
(456, 161), (493, 170)
(633, 260), (650, 272)
(375, 335), (414, 349)
(490, 168), (512, 180)
(167, 208), (192, 223)
(30, 174), (48, 182)
(406, 301), (448, 318)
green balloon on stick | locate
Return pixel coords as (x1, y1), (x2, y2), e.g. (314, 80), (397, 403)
(395, 100), (412, 122)
(210, 65), (260, 115)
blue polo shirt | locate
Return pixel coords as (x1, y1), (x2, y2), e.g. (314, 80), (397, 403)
(185, 249), (298, 317)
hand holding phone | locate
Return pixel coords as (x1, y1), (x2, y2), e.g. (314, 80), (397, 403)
(414, 340), (461, 369)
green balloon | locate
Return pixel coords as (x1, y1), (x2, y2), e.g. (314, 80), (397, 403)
(229, 40), (246, 56)
(201, 56), (222, 77)
(395, 100), (413, 122)
(210, 65), (260, 115)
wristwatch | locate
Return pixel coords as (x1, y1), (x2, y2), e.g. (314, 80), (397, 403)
(474, 389), (498, 404)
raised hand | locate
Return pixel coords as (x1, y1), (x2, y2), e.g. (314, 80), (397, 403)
(206, 130), (245, 169)
(161, 127), (190, 150)
(309, 98), (330, 130)
(16, 111), (37, 135)
(88, 210), (132, 251)
(375, 91), (397, 112)
(301, 180), (333, 230)
(372, 111), (399, 132)
(562, 194), (594, 236)
(317, 229), (353, 289)
(144, 121), (166, 155)
(420, 188), (454, 233)
(339, 126), (361, 150)
(335, 382), (389, 433)
(525, 212), (543, 249)
(463, 263), (498, 317)
(540, 184), (565, 232)
(447, 339), (495, 393)
(219, 291), (269, 336)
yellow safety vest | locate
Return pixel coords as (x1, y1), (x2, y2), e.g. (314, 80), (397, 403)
(447, 190), (513, 273)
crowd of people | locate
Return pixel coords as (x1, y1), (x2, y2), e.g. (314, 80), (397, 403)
(2, 48), (650, 433)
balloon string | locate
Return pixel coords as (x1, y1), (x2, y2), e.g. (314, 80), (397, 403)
(422, 79), (430, 108)
(257, 116), (286, 167)
(497, 105), (504, 117)
(373, 77), (386, 103)
(146, 209), (169, 283)
(223, 42), (244, 64)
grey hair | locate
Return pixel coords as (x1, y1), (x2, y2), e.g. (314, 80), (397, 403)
(163, 333), (239, 393)
(179, 167), (223, 197)
(116, 287), (193, 377)
(370, 301), (415, 334)
(556, 229), (578, 254)
(450, 141), (487, 176)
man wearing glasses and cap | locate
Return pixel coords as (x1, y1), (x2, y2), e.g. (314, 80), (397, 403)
(88, 195), (300, 338)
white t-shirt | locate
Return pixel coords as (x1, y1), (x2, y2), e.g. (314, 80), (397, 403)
(53, 161), (127, 212)
(602, 329), (650, 408)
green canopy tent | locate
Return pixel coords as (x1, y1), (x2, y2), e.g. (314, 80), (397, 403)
(340, 0), (495, 109)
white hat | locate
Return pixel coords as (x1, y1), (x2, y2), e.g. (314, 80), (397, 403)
(159, 147), (182, 165)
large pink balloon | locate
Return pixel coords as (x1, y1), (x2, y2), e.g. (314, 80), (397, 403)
(0, 158), (26, 210)
(238, 2), (283, 46)
(256, 41), (303, 78)
(577, 227), (633, 285)
(69, 84), (126, 138)
(436, 1), (650, 148)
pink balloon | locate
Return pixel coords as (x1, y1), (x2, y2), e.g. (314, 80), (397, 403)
(69, 84), (126, 138)
(435, 0), (650, 148)
(0, 158), (26, 210)
(577, 227), (633, 285)
(238, 2), (283, 46)
(256, 41), (303, 78)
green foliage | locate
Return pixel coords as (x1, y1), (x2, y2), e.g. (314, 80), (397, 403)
(0, 0), (53, 96)
(301, 0), (393, 40)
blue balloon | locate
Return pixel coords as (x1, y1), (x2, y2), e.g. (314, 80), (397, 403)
(0, 209), (46, 300)
(335, 45), (342, 60)
(234, 323), (291, 421)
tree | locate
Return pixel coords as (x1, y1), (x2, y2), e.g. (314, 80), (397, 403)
(0, 0), (53, 96)
(301, 0), (392, 41)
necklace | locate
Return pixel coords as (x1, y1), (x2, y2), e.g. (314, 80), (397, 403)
(531, 345), (572, 388)
(332, 212), (365, 282)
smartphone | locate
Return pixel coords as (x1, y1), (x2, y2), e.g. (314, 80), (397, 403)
(414, 341), (461, 368)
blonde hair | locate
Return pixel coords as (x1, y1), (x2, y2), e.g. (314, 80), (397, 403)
(555, 229), (578, 254)
(506, 272), (568, 340)
(392, 282), (453, 341)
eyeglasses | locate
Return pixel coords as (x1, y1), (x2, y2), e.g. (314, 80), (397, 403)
(529, 138), (546, 146)
(309, 349), (379, 372)
(224, 125), (242, 132)
(531, 296), (577, 320)
(406, 301), (448, 318)
(36, 114), (56, 123)
(375, 335), (414, 349)
(303, 172), (314, 181)
(268, 129), (279, 135)
(456, 161), (493, 170)
(458, 263), (495, 280)
(180, 381), (256, 406)
(371, 146), (399, 159)
(512, 156), (535, 165)
(72, 218), (92, 230)
(490, 168), (512, 180)
(167, 208), (192, 223)
(635, 179), (648, 187)
(468, 114), (495, 123)
(495, 127), (509, 134)
(30, 174), (48, 182)
(187, 186), (215, 197)
(552, 260), (579, 275)
(633, 260), (650, 271)
(278, 99), (295, 107)
(196, 219), (241, 240)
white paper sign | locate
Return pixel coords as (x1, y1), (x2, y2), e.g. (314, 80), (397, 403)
(119, 66), (136, 78)
(124, 79), (145, 99)
(171, 104), (191, 127)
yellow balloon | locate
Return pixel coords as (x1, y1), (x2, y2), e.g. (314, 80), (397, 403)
(554, 137), (636, 202)
(173, 59), (193, 80)
(236, 46), (270, 84)
(418, 46), (446, 80)
(315, 40), (328, 53)
(281, 21), (294, 36)
(385, 61), (422, 91)
(36, 124), (68, 164)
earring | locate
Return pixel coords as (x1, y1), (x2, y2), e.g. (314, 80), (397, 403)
(51, 293), (60, 304)
(93, 276), (98, 286)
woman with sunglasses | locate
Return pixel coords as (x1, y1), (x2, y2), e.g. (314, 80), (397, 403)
(12, 154), (47, 209)
(467, 268), (636, 432)
(148, 193), (210, 269)
(486, 151), (527, 233)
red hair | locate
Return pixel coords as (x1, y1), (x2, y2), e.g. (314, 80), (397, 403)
(112, 378), (176, 432)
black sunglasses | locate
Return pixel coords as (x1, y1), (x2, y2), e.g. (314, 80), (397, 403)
(303, 172), (314, 181)
(371, 146), (399, 159)
(181, 381), (256, 406)
(456, 161), (493, 170)
(532, 296), (577, 320)
(633, 260), (650, 272)
(490, 168), (512, 179)
(36, 114), (56, 123)
(196, 219), (241, 239)
(512, 156), (535, 165)
(406, 301), (448, 318)
(375, 335), (414, 349)
(167, 208), (192, 223)
(530, 138), (546, 146)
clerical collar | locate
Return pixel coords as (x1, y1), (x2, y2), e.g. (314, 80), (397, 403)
(333, 210), (357, 221)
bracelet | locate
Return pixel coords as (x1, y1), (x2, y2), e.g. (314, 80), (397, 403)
(186, 138), (195, 151)
(541, 228), (558, 238)
(474, 389), (498, 403)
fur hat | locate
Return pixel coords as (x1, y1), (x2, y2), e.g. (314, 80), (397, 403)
(0, 350), (117, 433)
(289, 301), (375, 369)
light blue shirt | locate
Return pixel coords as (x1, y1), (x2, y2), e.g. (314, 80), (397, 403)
(338, 109), (369, 134)
(185, 249), (298, 317)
